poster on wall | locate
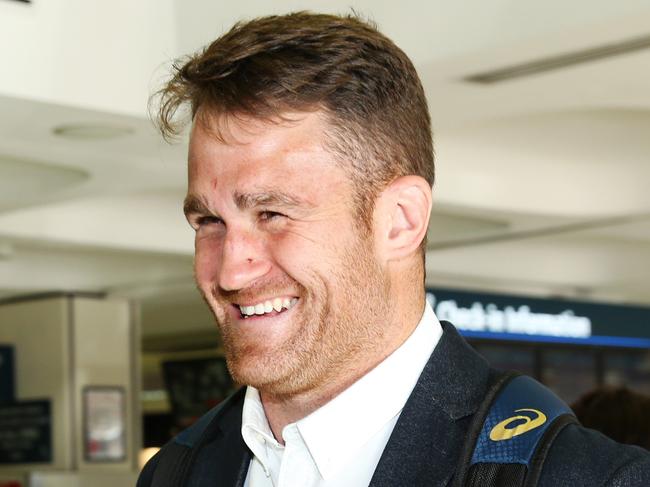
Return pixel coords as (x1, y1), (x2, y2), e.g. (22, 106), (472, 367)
(163, 357), (234, 428)
(0, 400), (51, 464)
(83, 386), (126, 462)
(0, 346), (14, 403)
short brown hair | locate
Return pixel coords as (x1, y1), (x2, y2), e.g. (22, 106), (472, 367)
(154, 12), (433, 237)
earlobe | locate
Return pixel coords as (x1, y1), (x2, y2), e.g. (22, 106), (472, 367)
(380, 176), (432, 261)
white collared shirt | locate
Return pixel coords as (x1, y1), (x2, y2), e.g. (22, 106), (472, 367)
(241, 302), (442, 487)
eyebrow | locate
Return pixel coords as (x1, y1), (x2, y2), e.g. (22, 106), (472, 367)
(183, 194), (212, 217)
(233, 190), (310, 211)
(183, 190), (311, 217)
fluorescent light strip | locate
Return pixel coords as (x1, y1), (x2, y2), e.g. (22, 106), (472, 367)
(464, 33), (650, 84)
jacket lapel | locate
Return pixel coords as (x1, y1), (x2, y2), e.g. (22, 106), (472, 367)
(369, 322), (491, 487)
(186, 389), (251, 487)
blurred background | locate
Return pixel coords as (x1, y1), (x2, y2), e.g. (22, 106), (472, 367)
(0, 0), (649, 484)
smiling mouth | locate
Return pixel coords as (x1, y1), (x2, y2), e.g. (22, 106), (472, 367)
(237, 297), (299, 319)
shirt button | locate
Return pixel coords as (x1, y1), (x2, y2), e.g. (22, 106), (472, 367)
(256, 433), (265, 444)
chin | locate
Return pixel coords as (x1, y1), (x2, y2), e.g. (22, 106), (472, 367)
(224, 348), (310, 396)
(228, 360), (286, 393)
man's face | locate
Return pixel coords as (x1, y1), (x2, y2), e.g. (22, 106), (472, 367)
(185, 111), (392, 397)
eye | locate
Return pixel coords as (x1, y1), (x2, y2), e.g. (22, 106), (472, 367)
(259, 210), (284, 221)
(193, 215), (224, 229)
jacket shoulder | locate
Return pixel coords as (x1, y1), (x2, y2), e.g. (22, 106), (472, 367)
(540, 422), (650, 486)
(137, 447), (161, 487)
(136, 387), (246, 487)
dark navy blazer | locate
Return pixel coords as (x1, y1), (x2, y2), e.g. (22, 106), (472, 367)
(138, 322), (650, 486)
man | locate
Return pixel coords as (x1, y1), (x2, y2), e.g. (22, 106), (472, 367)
(139, 12), (650, 487)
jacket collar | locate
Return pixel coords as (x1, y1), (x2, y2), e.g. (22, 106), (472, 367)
(369, 321), (491, 487)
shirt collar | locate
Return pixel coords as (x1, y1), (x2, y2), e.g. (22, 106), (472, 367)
(241, 387), (277, 477)
(241, 302), (442, 479)
(297, 302), (442, 478)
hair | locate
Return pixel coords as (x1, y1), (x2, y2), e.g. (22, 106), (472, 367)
(152, 11), (434, 254)
(571, 386), (650, 450)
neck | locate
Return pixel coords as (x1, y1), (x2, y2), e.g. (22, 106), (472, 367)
(260, 288), (425, 444)
(260, 381), (347, 443)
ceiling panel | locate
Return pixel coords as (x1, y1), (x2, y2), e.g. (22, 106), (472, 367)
(0, 154), (88, 211)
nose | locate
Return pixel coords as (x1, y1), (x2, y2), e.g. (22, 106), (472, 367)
(217, 227), (272, 292)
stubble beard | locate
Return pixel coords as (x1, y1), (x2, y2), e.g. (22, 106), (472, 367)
(220, 287), (328, 396)
(201, 236), (392, 399)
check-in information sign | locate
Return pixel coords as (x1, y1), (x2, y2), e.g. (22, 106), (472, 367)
(427, 287), (650, 348)
(0, 400), (52, 464)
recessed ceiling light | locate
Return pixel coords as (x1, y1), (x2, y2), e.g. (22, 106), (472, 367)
(52, 123), (134, 140)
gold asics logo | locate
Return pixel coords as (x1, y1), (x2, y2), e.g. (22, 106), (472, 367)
(489, 409), (547, 441)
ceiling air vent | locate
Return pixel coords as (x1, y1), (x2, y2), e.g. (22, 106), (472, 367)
(464, 33), (650, 84)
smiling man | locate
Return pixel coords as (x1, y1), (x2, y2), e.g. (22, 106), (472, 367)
(139, 11), (650, 487)
(184, 112), (414, 424)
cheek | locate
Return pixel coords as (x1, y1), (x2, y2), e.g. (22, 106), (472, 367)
(270, 227), (313, 257)
(194, 238), (221, 285)
(270, 231), (335, 283)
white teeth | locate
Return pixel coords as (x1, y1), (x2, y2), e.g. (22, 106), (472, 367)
(239, 298), (298, 317)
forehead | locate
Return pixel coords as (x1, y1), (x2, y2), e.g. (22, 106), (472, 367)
(187, 111), (349, 195)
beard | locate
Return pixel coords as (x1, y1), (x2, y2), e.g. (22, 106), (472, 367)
(200, 233), (393, 399)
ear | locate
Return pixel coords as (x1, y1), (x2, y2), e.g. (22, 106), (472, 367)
(374, 175), (432, 262)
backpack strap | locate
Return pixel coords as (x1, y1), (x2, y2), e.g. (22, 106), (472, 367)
(454, 371), (578, 487)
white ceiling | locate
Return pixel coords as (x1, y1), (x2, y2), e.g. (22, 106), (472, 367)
(0, 1), (649, 349)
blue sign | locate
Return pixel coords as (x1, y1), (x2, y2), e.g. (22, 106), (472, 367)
(0, 345), (15, 403)
(427, 287), (650, 348)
